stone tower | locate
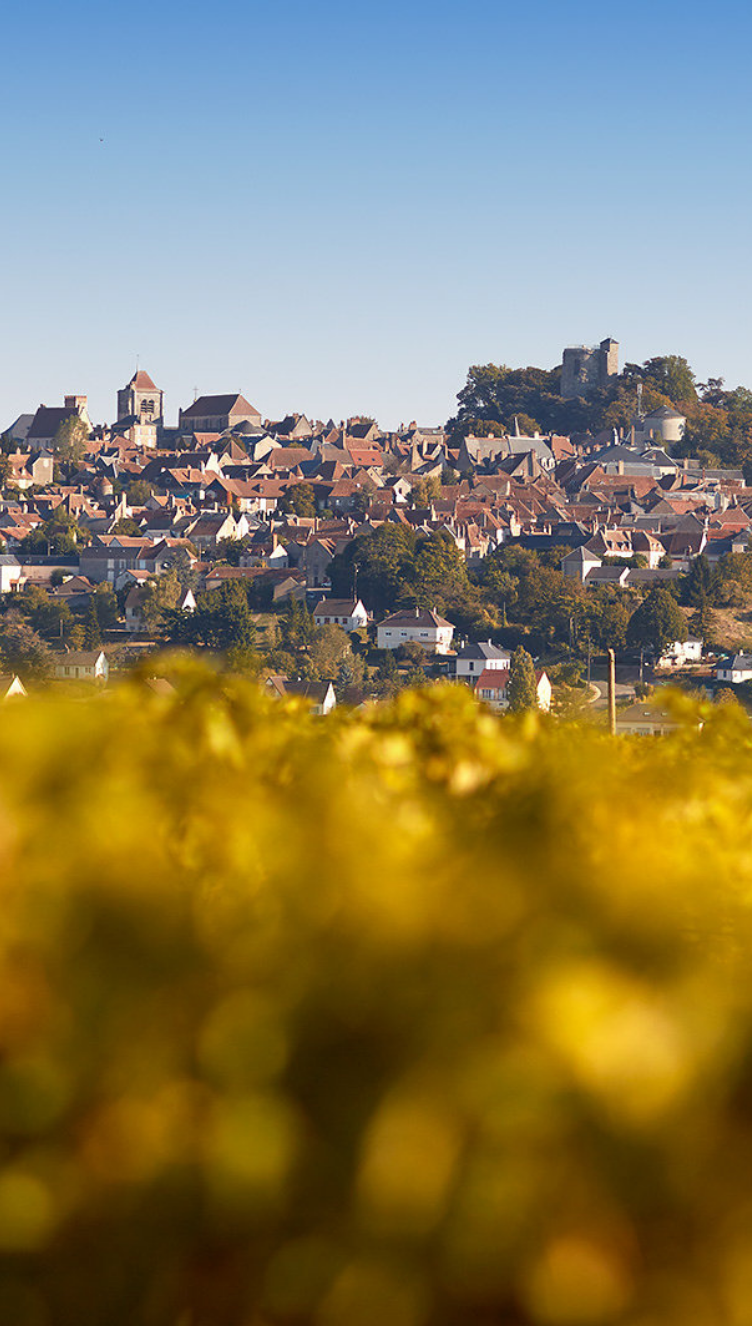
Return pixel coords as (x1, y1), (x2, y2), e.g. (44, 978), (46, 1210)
(117, 370), (164, 428)
(560, 338), (619, 399)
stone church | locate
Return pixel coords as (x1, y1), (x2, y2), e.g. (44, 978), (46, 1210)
(117, 370), (164, 428)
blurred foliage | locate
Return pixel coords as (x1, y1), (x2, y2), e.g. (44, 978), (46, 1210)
(1, 673), (752, 1323)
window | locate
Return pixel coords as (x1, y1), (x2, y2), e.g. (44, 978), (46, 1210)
(468, 661), (474, 672)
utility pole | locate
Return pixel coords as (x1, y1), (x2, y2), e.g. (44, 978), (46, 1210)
(608, 648), (616, 736)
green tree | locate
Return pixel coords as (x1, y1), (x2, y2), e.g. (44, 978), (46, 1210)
(683, 554), (722, 607)
(111, 517), (142, 537)
(640, 355), (698, 406)
(141, 570), (182, 636)
(168, 583), (256, 652)
(688, 595), (716, 647)
(0, 611), (52, 679)
(53, 415), (89, 474)
(627, 587), (687, 656)
(216, 538), (249, 566)
(93, 583), (119, 631)
(335, 652), (366, 699)
(409, 529), (470, 610)
(83, 600), (102, 650)
(280, 483), (317, 519)
(171, 546), (199, 592)
(329, 525), (417, 612)
(507, 646), (538, 712)
(304, 624), (352, 681)
(126, 479), (155, 506)
(280, 598), (314, 651)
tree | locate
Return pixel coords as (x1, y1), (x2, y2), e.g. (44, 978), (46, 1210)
(409, 529), (470, 611)
(111, 518), (142, 537)
(507, 646), (538, 712)
(216, 538), (249, 567)
(126, 479), (155, 507)
(168, 583), (256, 653)
(640, 355), (698, 406)
(304, 624), (352, 682)
(141, 570), (182, 636)
(328, 525), (417, 612)
(52, 416), (89, 474)
(335, 652), (365, 699)
(408, 476), (441, 508)
(83, 600), (102, 650)
(0, 611), (52, 679)
(683, 554), (721, 607)
(14, 584), (71, 641)
(21, 507), (88, 557)
(280, 599), (314, 651)
(171, 547), (199, 592)
(689, 596), (716, 648)
(627, 587), (687, 657)
(279, 483), (317, 519)
(93, 583), (119, 631)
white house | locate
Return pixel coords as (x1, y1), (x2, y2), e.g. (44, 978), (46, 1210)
(474, 667), (551, 713)
(716, 654), (752, 684)
(561, 545), (603, 584)
(312, 598), (369, 633)
(0, 555), (22, 594)
(54, 650), (109, 683)
(265, 676), (336, 715)
(455, 640), (511, 681)
(657, 638), (703, 668)
(376, 607), (454, 654)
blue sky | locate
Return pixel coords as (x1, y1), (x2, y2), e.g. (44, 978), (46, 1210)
(2, 0), (751, 429)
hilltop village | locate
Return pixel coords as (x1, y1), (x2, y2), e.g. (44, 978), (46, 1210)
(3, 342), (752, 726)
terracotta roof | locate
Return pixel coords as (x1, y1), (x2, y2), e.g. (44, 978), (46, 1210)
(128, 370), (158, 391)
(474, 669), (508, 692)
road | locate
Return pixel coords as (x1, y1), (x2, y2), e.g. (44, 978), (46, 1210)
(588, 680), (637, 708)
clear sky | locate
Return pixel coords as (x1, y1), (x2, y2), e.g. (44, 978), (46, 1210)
(2, 0), (751, 431)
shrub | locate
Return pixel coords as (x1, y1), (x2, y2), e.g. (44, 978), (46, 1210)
(0, 671), (749, 1322)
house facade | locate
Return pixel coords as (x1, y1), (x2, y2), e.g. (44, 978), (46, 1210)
(455, 641), (511, 681)
(376, 608), (454, 654)
(312, 598), (368, 632)
(474, 667), (551, 712)
(716, 654), (752, 684)
(54, 650), (109, 683)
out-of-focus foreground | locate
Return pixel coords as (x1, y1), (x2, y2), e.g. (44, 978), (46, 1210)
(0, 672), (751, 1325)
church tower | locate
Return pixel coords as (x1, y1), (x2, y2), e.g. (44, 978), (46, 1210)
(117, 370), (164, 428)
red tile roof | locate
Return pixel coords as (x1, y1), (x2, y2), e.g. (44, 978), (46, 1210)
(128, 370), (158, 390)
